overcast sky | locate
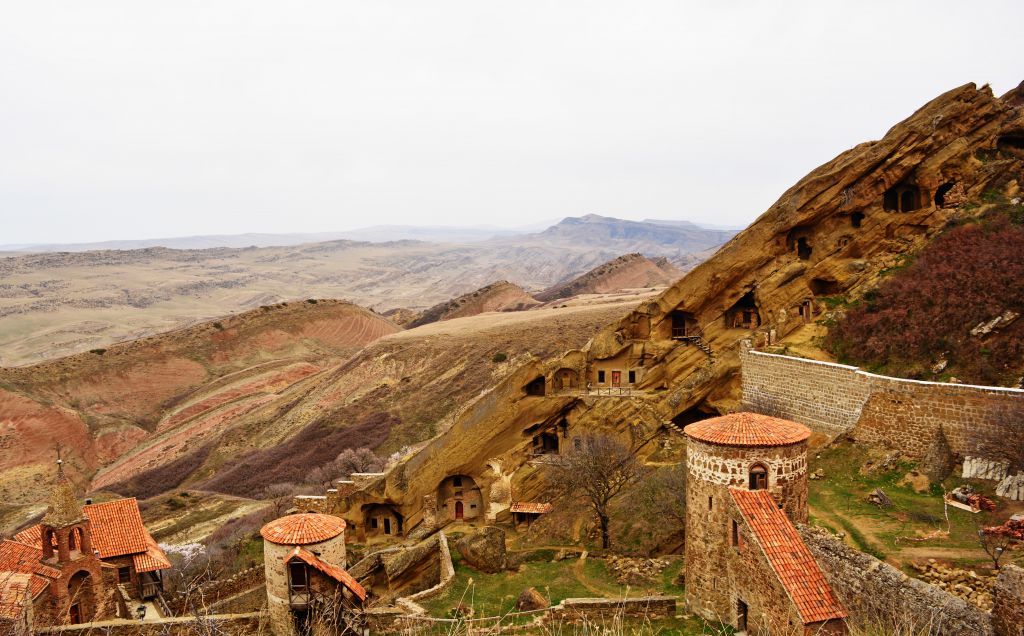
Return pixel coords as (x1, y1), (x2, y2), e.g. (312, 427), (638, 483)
(1, 1), (1020, 245)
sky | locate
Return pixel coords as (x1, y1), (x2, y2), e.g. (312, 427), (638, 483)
(0, 1), (1021, 245)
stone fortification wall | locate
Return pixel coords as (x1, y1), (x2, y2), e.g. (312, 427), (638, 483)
(798, 525), (993, 636)
(741, 348), (1024, 459)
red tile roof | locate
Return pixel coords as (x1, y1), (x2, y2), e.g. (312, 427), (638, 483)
(510, 502), (553, 514)
(0, 540), (59, 597)
(82, 498), (149, 558)
(287, 547), (366, 602)
(261, 513), (346, 546)
(730, 489), (846, 624)
(685, 412), (811, 447)
(0, 572), (33, 620)
(133, 535), (172, 573)
(14, 498), (167, 571)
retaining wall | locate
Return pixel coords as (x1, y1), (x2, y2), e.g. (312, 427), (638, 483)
(741, 348), (1024, 459)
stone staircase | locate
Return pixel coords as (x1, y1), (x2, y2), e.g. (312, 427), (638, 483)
(678, 335), (714, 362)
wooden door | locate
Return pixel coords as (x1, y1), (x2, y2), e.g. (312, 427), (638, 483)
(611, 371), (621, 387)
(455, 501), (464, 520)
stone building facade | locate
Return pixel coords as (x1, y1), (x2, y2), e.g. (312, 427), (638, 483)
(684, 413), (847, 634)
(261, 513), (365, 636)
(741, 347), (1024, 460)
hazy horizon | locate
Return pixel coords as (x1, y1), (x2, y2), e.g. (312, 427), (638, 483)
(2, 1), (1021, 244)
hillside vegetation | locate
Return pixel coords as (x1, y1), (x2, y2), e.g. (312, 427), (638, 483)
(826, 206), (1024, 386)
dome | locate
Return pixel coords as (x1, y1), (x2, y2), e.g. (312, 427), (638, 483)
(260, 513), (346, 545)
(684, 412), (811, 447)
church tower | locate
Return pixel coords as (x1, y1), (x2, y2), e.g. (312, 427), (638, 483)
(40, 460), (105, 625)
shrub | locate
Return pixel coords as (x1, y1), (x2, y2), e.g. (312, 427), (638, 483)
(825, 217), (1024, 385)
(107, 442), (215, 499)
(89, 348), (107, 355)
(492, 352), (508, 363)
(203, 411), (397, 496)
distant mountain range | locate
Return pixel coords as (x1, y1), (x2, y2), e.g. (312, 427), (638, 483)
(1, 215), (732, 253)
(0, 214), (737, 364)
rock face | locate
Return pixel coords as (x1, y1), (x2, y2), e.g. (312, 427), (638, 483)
(315, 81), (1024, 549)
(408, 281), (540, 328)
(455, 526), (510, 574)
(515, 587), (549, 611)
(535, 253), (681, 302)
(963, 456), (1011, 481)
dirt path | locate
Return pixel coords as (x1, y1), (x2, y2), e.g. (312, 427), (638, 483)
(571, 551), (608, 597)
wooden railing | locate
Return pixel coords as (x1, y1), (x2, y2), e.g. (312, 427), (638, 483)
(140, 581), (160, 599)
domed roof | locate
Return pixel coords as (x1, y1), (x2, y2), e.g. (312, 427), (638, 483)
(684, 412), (811, 447)
(260, 513), (346, 545)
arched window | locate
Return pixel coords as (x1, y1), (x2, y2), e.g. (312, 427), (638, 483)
(749, 463), (768, 490)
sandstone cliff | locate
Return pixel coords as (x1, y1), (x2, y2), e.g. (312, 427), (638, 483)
(319, 81), (1024, 535)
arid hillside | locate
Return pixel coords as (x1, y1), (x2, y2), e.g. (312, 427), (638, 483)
(0, 299), (399, 529)
(407, 281), (540, 328)
(535, 253), (681, 302)
(0, 216), (732, 365)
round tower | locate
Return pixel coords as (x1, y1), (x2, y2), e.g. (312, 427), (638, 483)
(683, 412), (810, 621)
(261, 513), (347, 636)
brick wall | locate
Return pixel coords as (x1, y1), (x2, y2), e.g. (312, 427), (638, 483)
(741, 348), (1024, 459)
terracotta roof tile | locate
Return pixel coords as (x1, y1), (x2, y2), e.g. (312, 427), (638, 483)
(685, 412), (811, 447)
(132, 535), (172, 573)
(16, 498), (166, 568)
(0, 540), (59, 597)
(730, 489), (846, 624)
(83, 498), (150, 558)
(287, 547), (366, 601)
(261, 513), (346, 546)
(510, 502), (553, 514)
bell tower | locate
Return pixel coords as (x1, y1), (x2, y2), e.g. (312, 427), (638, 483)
(40, 459), (105, 625)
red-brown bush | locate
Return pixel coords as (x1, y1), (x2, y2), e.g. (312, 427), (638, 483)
(825, 217), (1024, 385)
(202, 410), (397, 497)
(107, 442), (214, 499)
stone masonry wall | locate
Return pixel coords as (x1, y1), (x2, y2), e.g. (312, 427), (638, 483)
(741, 349), (1024, 460)
(798, 525), (993, 636)
(993, 565), (1024, 636)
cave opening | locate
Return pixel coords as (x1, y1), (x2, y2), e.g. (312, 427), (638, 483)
(796, 237), (812, 260)
(851, 211), (864, 228)
(884, 182), (922, 212)
(934, 182), (955, 208)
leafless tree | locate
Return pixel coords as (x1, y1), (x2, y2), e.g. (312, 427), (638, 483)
(333, 447), (384, 477)
(545, 433), (643, 549)
(637, 462), (687, 539)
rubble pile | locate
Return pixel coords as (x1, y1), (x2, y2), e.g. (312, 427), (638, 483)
(603, 555), (672, 585)
(912, 560), (994, 611)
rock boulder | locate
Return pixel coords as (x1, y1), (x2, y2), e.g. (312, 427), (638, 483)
(455, 526), (509, 573)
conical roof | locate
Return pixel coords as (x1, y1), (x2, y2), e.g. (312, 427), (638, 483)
(684, 412), (811, 447)
(42, 460), (86, 528)
(260, 513), (346, 545)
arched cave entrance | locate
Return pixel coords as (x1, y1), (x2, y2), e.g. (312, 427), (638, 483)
(726, 291), (761, 330)
(809, 278), (840, 296)
(883, 182), (922, 212)
(524, 376), (546, 396)
(934, 182), (956, 208)
(786, 227), (813, 261)
(363, 504), (404, 538)
(997, 133), (1024, 156)
(552, 368), (579, 391)
(437, 475), (482, 523)
(851, 211), (864, 228)
(671, 403), (718, 428)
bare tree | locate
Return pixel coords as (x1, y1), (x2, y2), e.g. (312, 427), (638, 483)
(637, 462), (687, 540)
(546, 433), (643, 549)
(333, 447), (384, 477)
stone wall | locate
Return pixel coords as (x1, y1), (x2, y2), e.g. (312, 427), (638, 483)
(36, 612), (266, 635)
(741, 348), (1024, 460)
(993, 565), (1024, 636)
(798, 525), (993, 636)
